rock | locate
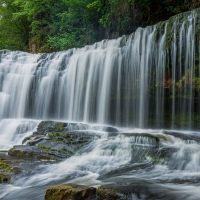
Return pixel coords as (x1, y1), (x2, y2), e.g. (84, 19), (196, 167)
(8, 147), (35, 159)
(92, 125), (118, 133)
(36, 154), (58, 161)
(45, 184), (96, 200)
(22, 136), (31, 144)
(0, 174), (10, 183)
(8, 145), (58, 161)
(8, 121), (99, 162)
(162, 130), (200, 143)
(96, 185), (142, 200)
(0, 152), (23, 184)
(37, 121), (67, 133)
(96, 186), (121, 200)
(45, 184), (142, 200)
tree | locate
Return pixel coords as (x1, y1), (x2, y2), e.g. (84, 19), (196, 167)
(47, 0), (101, 51)
(0, 0), (29, 50)
(0, 0), (196, 52)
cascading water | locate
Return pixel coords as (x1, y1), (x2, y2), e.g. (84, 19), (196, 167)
(0, 8), (200, 200)
(0, 10), (199, 128)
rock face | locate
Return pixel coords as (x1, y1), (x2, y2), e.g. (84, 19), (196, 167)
(8, 121), (98, 161)
(45, 184), (96, 200)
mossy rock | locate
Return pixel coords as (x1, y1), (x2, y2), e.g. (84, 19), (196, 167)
(22, 136), (31, 144)
(45, 184), (96, 200)
(0, 174), (10, 183)
(96, 185), (141, 200)
(38, 144), (51, 151)
(37, 121), (67, 133)
(8, 148), (34, 159)
(0, 161), (18, 173)
(0, 161), (8, 170)
(96, 186), (121, 200)
(10, 121), (97, 161)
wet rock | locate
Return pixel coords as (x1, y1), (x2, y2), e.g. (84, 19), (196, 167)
(97, 185), (141, 200)
(8, 146), (35, 159)
(36, 121), (89, 134)
(45, 184), (143, 200)
(8, 121), (98, 161)
(108, 132), (160, 145)
(0, 152), (22, 184)
(97, 186), (121, 200)
(28, 137), (44, 146)
(92, 125), (118, 132)
(0, 174), (10, 183)
(36, 154), (58, 161)
(22, 136), (31, 144)
(37, 121), (67, 133)
(102, 126), (118, 132)
(163, 130), (200, 143)
(8, 145), (58, 161)
(45, 184), (96, 200)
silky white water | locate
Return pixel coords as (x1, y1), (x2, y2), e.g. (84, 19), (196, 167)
(0, 10), (199, 128)
(2, 126), (200, 199)
(0, 8), (200, 200)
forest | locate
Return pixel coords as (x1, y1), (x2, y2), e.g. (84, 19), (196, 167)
(0, 0), (199, 53)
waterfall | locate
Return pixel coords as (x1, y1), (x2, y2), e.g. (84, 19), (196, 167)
(0, 9), (199, 129)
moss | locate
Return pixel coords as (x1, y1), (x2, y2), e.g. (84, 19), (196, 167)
(48, 132), (59, 138)
(154, 29), (160, 42)
(55, 123), (65, 132)
(38, 144), (51, 151)
(96, 186), (121, 200)
(58, 148), (75, 155)
(45, 184), (96, 200)
(172, 113), (200, 128)
(165, 19), (174, 49)
(48, 132), (65, 143)
(0, 161), (8, 170)
(8, 148), (35, 159)
(3, 166), (20, 173)
(8, 149), (26, 159)
(0, 161), (15, 173)
(0, 174), (10, 183)
(58, 147), (65, 153)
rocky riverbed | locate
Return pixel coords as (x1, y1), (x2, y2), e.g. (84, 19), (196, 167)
(1, 120), (200, 200)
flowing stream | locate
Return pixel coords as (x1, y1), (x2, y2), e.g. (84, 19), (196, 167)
(0, 9), (200, 200)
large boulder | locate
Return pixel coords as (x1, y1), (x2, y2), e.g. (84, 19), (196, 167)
(8, 121), (98, 161)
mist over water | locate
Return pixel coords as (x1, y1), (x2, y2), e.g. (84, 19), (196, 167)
(0, 9), (200, 200)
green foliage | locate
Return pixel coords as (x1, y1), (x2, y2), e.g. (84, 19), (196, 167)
(47, 0), (100, 51)
(0, 0), (29, 50)
(0, 0), (197, 52)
